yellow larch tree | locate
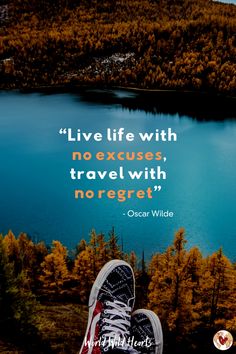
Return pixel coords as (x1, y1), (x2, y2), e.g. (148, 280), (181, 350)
(148, 228), (203, 340)
(40, 240), (69, 294)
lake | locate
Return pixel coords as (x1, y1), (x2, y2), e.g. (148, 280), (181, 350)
(0, 90), (235, 260)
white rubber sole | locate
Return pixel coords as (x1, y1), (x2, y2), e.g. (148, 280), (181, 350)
(79, 259), (135, 354)
(132, 309), (163, 354)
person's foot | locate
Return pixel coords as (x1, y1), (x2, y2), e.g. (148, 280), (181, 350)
(131, 309), (163, 354)
(80, 259), (136, 354)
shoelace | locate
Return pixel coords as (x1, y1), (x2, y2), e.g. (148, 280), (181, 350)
(101, 300), (134, 352)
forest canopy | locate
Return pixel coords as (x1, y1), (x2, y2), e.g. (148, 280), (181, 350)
(0, 228), (236, 353)
(0, 0), (235, 95)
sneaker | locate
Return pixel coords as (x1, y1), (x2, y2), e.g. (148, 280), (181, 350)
(131, 309), (163, 354)
(80, 259), (136, 354)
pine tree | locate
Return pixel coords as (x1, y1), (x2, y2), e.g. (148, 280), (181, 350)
(96, 233), (108, 269)
(76, 239), (87, 256)
(0, 235), (43, 350)
(148, 228), (202, 341)
(200, 248), (236, 327)
(108, 227), (122, 259)
(90, 229), (98, 277)
(32, 241), (48, 291)
(73, 246), (95, 302)
(129, 251), (138, 273)
(18, 233), (34, 269)
(40, 240), (69, 295)
(3, 230), (20, 273)
(136, 251), (149, 308)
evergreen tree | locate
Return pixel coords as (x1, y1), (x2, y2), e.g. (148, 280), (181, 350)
(108, 227), (122, 259)
(96, 232), (108, 269)
(136, 251), (149, 308)
(0, 235), (46, 352)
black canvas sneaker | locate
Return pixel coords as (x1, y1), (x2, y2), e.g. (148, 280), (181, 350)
(131, 309), (163, 354)
(80, 260), (136, 354)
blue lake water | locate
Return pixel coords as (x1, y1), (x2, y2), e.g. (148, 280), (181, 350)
(0, 90), (235, 260)
(217, 0), (236, 3)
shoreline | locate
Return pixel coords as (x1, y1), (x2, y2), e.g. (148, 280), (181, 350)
(1, 84), (235, 120)
(4, 84), (236, 101)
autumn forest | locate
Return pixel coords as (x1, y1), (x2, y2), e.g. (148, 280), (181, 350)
(0, 0), (236, 95)
(0, 228), (235, 353)
(0, 0), (236, 353)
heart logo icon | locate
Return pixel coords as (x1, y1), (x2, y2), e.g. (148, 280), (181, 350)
(219, 335), (228, 345)
(213, 330), (233, 351)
